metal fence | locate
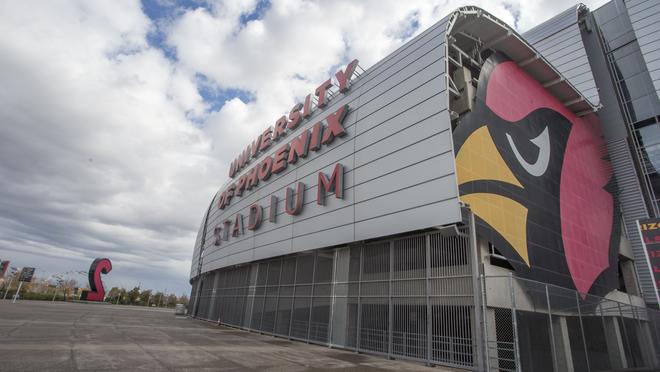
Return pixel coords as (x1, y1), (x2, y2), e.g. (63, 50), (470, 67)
(189, 229), (480, 369)
(482, 275), (660, 372)
(188, 229), (660, 371)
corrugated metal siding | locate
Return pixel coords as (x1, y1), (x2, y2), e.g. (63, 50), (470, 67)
(625, 0), (660, 101)
(190, 199), (213, 279)
(592, 0), (660, 304)
(192, 15), (461, 279)
(606, 138), (656, 303)
(524, 7), (577, 44)
(189, 216), (204, 278)
(523, 6), (601, 106)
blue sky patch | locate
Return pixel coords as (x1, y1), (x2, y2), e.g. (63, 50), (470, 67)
(196, 73), (254, 112)
(398, 12), (420, 40)
(141, 0), (211, 61)
(239, 0), (271, 25)
(140, 1), (264, 112)
(141, 0), (208, 21)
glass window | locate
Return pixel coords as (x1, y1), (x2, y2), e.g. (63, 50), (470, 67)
(621, 73), (655, 101)
(612, 46), (647, 80)
(611, 41), (637, 60)
(636, 123), (660, 173)
(594, 0), (625, 24)
(599, 16), (635, 50)
(607, 29), (636, 51)
(647, 172), (660, 204)
(618, 76), (633, 102)
(628, 95), (659, 122)
(637, 122), (660, 145)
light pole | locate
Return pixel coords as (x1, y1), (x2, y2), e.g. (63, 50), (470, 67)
(48, 274), (65, 302)
(115, 283), (125, 305)
(2, 267), (19, 300)
(159, 288), (167, 307)
(12, 281), (23, 303)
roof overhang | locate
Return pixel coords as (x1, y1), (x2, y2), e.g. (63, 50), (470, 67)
(446, 6), (597, 116)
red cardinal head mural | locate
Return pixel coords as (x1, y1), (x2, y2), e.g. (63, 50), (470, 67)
(454, 53), (619, 295)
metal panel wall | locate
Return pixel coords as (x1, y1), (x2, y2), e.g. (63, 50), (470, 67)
(190, 198), (216, 279)
(192, 15), (460, 279)
(607, 138), (655, 300)
(523, 5), (601, 106)
(626, 0), (660, 100)
(590, 1), (659, 304)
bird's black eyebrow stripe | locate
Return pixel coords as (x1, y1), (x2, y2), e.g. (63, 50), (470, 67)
(458, 180), (527, 207)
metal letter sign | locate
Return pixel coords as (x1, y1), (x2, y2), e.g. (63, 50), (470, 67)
(637, 218), (660, 305)
(80, 258), (112, 301)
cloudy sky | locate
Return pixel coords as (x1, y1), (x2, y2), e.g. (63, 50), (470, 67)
(0, 0), (610, 295)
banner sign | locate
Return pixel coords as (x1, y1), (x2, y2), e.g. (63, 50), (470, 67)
(637, 218), (660, 305)
(19, 267), (35, 282)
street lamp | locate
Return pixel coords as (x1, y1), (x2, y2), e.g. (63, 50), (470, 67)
(2, 267), (19, 300)
(51, 276), (63, 302)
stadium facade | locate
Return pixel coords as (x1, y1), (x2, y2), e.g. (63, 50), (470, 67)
(188, 1), (660, 370)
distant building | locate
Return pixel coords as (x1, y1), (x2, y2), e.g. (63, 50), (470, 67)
(188, 1), (660, 370)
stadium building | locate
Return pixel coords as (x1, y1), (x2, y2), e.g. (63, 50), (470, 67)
(189, 1), (660, 370)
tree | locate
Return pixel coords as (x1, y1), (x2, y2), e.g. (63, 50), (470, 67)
(139, 289), (152, 306)
(59, 279), (79, 301)
(153, 291), (164, 307)
(105, 287), (121, 303)
(126, 286), (140, 304)
(166, 294), (177, 307)
(117, 288), (127, 304)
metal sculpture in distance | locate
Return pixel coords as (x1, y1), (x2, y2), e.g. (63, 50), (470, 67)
(80, 258), (112, 301)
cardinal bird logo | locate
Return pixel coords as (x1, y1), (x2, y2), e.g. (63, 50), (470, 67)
(454, 53), (620, 295)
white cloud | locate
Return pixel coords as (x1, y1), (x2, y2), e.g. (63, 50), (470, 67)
(0, 0), (216, 293)
(0, 0), (614, 294)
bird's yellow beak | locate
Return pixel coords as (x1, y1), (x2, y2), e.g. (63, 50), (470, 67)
(455, 125), (530, 266)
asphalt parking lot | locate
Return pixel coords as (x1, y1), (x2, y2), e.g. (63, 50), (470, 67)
(0, 300), (454, 371)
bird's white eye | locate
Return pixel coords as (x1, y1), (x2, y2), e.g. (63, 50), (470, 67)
(505, 126), (550, 177)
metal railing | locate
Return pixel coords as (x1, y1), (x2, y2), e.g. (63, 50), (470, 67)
(482, 274), (660, 372)
(188, 228), (660, 371)
(189, 230), (479, 369)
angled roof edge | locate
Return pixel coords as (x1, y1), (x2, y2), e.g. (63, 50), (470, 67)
(445, 5), (599, 116)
